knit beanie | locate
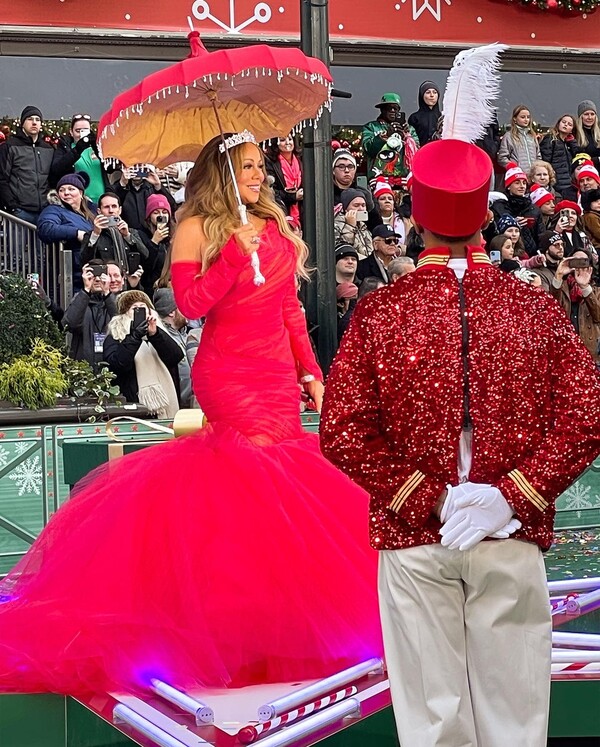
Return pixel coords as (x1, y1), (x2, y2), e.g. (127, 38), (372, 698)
(20, 106), (43, 124)
(336, 281), (359, 300)
(153, 288), (177, 318)
(538, 231), (563, 253)
(578, 100), (597, 117)
(340, 189), (365, 211)
(504, 162), (527, 188)
(372, 178), (394, 199)
(571, 152), (592, 173)
(145, 193), (172, 219)
(117, 290), (155, 315)
(497, 214), (519, 233)
(529, 183), (554, 208)
(57, 172), (90, 193)
(332, 148), (357, 170)
(555, 199), (582, 216)
(576, 161), (600, 184)
(335, 243), (359, 261)
(581, 188), (600, 212)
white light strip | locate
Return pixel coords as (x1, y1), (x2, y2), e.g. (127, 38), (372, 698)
(257, 658), (383, 721)
(151, 678), (214, 724)
(553, 632), (600, 650)
(257, 697), (360, 747)
(547, 578), (600, 594)
(551, 650), (600, 663)
(113, 704), (192, 747)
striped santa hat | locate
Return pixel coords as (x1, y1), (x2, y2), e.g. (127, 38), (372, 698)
(504, 162), (527, 188)
(529, 183), (554, 208)
(372, 178), (394, 199)
(576, 160), (600, 184)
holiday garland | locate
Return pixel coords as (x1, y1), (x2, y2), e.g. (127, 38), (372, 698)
(510, 0), (597, 13)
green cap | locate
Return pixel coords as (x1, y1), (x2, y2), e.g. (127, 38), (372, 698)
(375, 93), (401, 109)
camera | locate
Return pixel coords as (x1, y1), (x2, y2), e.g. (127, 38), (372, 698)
(156, 215), (169, 225)
(91, 265), (107, 277)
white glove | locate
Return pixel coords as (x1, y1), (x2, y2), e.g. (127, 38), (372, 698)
(440, 482), (491, 523)
(439, 486), (515, 551)
(490, 517), (522, 539)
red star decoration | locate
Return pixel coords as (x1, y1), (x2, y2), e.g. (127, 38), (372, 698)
(0, 433), (5, 439)
(17, 431), (24, 438)
(47, 471), (53, 478)
(132, 425), (139, 432)
(36, 430), (42, 437)
(95, 427), (101, 434)
(47, 451), (53, 457)
(57, 429), (64, 436)
(114, 427), (120, 433)
(76, 428), (83, 435)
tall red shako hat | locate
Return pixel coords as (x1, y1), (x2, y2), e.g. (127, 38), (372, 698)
(412, 42), (505, 238)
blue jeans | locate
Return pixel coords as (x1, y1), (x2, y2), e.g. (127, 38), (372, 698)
(14, 209), (40, 226)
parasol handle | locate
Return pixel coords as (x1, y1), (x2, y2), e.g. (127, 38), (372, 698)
(210, 97), (265, 286)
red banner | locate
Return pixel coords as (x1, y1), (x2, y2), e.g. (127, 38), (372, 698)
(5, 0), (600, 49)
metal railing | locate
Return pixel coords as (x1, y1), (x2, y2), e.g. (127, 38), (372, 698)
(0, 209), (73, 308)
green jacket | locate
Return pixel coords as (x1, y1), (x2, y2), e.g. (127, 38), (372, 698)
(362, 119), (419, 181)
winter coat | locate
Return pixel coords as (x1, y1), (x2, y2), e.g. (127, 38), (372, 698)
(334, 213), (373, 258)
(539, 134), (579, 197)
(80, 226), (148, 270)
(407, 81), (441, 148)
(0, 130), (57, 214)
(63, 290), (118, 369)
(551, 280), (600, 361)
(103, 321), (183, 404)
(112, 181), (177, 231)
(137, 226), (170, 296)
(37, 193), (95, 283)
(579, 127), (600, 170)
(491, 194), (544, 256)
(497, 129), (541, 173)
(265, 155), (302, 217)
(362, 119), (419, 182)
(583, 211), (600, 251)
(356, 252), (389, 284)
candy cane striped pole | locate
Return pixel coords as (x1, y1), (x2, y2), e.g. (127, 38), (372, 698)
(237, 686), (357, 744)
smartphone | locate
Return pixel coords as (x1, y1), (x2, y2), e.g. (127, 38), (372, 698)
(127, 252), (141, 275)
(566, 257), (591, 268)
(355, 210), (369, 222)
(489, 250), (501, 263)
(26, 272), (39, 286)
(156, 215), (169, 225)
(132, 307), (147, 327)
(559, 209), (571, 221)
(135, 170), (150, 178)
(91, 264), (107, 277)
(398, 111), (407, 127)
(105, 215), (119, 227)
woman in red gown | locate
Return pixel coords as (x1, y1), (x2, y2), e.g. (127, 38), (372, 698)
(0, 133), (382, 696)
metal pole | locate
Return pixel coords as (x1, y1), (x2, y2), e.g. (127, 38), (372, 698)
(300, 0), (337, 374)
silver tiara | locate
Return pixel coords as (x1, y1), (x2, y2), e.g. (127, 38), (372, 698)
(218, 130), (257, 153)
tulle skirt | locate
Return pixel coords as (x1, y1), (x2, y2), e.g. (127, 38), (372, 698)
(0, 423), (383, 696)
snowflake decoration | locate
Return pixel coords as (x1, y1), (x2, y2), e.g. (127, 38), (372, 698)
(14, 442), (30, 458)
(190, 0), (273, 34)
(412, 0), (451, 21)
(8, 456), (42, 497)
(563, 482), (594, 514)
(0, 445), (9, 469)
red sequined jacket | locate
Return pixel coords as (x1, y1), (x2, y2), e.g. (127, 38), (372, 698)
(321, 247), (600, 551)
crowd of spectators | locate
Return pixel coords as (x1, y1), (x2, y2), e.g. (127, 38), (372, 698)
(1, 86), (600, 415)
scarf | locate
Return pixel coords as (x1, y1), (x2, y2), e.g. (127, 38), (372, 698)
(279, 154), (301, 223)
(567, 274), (584, 303)
(108, 313), (179, 419)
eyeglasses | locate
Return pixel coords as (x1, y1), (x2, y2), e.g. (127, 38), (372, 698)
(334, 164), (355, 171)
(377, 237), (398, 245)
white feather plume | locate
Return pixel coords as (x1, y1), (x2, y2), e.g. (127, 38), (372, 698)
(441, 43), (508, 143)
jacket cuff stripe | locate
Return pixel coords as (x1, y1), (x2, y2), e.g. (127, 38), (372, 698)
(508, 469), (548, 511)
(389, 470), (425, 513)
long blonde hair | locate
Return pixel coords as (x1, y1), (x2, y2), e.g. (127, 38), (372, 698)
(577, 108), (600, 149)
(177, 135), (309, 279)
(509, 104), (536, 143)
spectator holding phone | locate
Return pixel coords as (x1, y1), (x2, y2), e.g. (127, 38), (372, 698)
(362, 93), (419, 184)
(550, 248), (600, 362)
(550, 200), (589, 256)
(37, 172), (96, 289)
(138, 194), (173, 296)
(52, 114), (110, 203)
(153, 288), (193, 408)
(63, 260), (118, 370)
(491, 163), (544, 255)
(81, 192), (148, 271)
(113, 164), (176, 231)
(334, 189), (373, 257)
(103, 290), (183, 416)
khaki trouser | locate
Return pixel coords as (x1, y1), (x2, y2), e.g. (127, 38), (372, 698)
(378, 539), (551, 747)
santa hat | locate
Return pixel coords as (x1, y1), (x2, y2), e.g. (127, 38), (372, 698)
(529, 183), (554, 208)
(576, 160), (600, 184)
(411, 140), (492, 237)
(372, 178), (393, 199)
(504, 162), (527, 188)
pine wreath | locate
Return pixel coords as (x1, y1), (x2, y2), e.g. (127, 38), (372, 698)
(510, 0), (597, 12)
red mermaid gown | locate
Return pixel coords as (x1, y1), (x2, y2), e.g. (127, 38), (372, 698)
(0, 219), (382, 696)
